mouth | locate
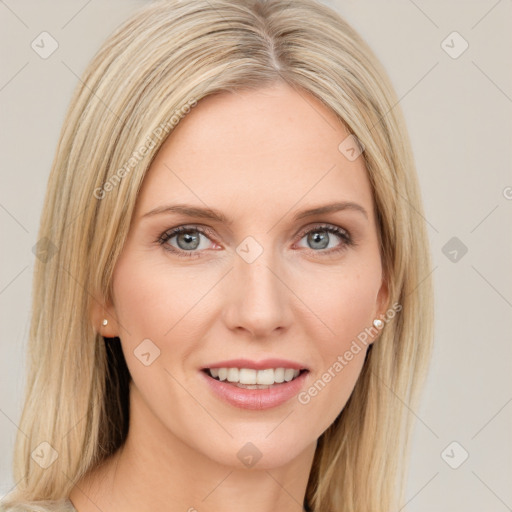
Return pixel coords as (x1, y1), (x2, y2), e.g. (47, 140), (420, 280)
(201, 367), (309, 389)
(199, 366), (310, 410)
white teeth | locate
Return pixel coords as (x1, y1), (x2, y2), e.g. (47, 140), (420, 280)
(238, 368), (257, 384)
(257, 368), (277, 385)
(284, 368), (296, 382)
(206, 367), (301, 384)
(273, 368), (285, 383)
(227, 368), (239, 383)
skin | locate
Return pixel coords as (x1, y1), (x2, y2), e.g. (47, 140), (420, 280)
(70, 81), (389, 512)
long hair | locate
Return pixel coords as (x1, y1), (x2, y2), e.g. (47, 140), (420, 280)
(2, 1), (434, 510)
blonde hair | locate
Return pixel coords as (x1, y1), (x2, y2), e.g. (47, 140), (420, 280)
(2, 0), (434, 511)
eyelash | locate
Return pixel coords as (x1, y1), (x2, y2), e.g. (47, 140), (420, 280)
(156, 224), (355, 259)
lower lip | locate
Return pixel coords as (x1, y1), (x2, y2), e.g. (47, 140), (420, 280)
(200, 370), (309, 410)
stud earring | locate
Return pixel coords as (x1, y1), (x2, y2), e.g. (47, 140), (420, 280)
(373, 319), (384, 329)
(102, 319), (108, 326)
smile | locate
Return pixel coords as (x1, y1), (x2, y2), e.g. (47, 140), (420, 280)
(200, 368), (310, 410)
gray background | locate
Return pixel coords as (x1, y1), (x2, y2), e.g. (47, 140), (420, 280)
(1, 1), (511, 510)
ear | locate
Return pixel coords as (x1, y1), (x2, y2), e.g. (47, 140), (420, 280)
(90, 295), (120, 338)
(369, 274), (390, 346)
(375, 274), (390, 318)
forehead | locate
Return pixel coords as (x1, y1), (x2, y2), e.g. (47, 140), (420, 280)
(135, 82), (374, 221)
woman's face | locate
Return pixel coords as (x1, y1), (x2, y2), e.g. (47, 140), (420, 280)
(102, 81), (388, 469)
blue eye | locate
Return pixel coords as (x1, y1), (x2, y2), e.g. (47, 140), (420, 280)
(296, 224), (353, 254)
(157, 224), (354, 258)
(157, 226), (213, 258)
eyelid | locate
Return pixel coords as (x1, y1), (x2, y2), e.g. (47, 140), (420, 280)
(295, 222), (351, 240)
(157, 224), (216, 243)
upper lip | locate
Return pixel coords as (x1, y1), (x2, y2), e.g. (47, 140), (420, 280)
(201, 358), (309, 371)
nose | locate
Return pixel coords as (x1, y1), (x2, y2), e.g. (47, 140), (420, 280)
(221, 247), (293, 339)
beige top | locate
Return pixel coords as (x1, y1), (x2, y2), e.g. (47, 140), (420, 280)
(0, 499), (77, 512)
(64, 499), (77, 511)
(2, 498), (313, 511)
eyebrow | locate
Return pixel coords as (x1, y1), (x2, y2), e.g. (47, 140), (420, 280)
(141, 201), (368, 224)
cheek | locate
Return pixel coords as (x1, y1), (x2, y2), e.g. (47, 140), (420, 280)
(302, 264), (381, 343)
(110, 256), (204, 416)
(319, 268), (379, 374)
(110, 254), (219, 393)
(112, 254), (208, 340)
(334, 276), (377, 340)
(294, 266), (379, 430)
